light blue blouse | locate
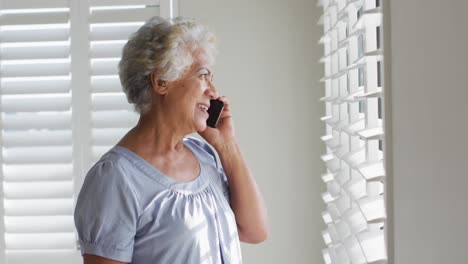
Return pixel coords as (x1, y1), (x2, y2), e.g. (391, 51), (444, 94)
(74, 137), (242, 264)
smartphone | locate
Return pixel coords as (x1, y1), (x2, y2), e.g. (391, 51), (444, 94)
(206, 99), (225, 128)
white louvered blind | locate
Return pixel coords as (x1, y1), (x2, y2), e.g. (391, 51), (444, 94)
(318, 0), (387, 263)
(0, 1), (174, 263)
(88, 1), (162, 165)
(0, 1), (77, 263)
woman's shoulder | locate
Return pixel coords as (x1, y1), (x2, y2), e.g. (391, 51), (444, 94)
(83, 146), (150, 194)
(90, 147), (128, 171)
(183, 136), (218, 165)
(85, 150), (130, 184)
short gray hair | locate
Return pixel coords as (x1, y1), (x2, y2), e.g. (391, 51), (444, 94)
(119, 16), (217, 114)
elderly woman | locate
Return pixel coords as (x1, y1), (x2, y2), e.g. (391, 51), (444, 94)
(74, 16), (268, 264)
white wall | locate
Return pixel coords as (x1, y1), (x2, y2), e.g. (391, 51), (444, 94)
(179, 0), (325, 263)
(387, 0), (468, 263)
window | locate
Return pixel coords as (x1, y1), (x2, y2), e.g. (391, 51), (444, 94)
(318, 0), (386, 263)
(357, 34), (364, 58)
(376, 26), (381, 49)
(377, 60), (382, 87)
(0, 1), (175, 263)
(358, 67), (364, 87)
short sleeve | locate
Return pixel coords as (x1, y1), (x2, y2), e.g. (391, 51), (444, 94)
(74, 160), (139, 262)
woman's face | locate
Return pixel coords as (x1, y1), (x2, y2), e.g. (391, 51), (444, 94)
(164, 50), (217, 133)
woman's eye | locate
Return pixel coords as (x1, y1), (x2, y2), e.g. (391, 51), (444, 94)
(200, 74), (209, 80)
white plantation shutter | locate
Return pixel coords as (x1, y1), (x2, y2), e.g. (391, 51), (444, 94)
(318, 0), (387, 263)
(0, 1), (77, 263)
(88, 0), (162, 164)
(0, 1), (175, 263)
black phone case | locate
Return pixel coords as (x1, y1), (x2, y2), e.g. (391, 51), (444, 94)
(206, 99), (225, 128)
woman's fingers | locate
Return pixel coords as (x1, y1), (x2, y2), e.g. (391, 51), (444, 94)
(216, 96), (232, 118)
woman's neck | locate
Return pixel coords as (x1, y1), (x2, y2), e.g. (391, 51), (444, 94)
(117, 109), (188, 158)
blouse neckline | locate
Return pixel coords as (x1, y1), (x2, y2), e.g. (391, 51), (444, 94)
(109, 139), (210, 194)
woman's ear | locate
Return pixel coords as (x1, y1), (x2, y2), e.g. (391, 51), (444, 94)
(151, 71), (168, 95)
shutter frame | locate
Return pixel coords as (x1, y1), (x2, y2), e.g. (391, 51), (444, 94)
(318, 0), (387, 263)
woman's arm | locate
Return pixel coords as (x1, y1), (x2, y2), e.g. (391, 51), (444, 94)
(199, 95), (268, 243)
(83, 254), (127, 264)
(215, 140), (269, 244)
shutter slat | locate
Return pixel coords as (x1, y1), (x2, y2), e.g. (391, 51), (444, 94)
(89, 7), (160, 24)
(5, 250), (81, 264)
(344, 176), (366, 201)
(92, 110), (138, 128)
(5, 216), (74, 234)
(322, 249), (332, 264)
(90, 0), (159, 6)
(325, 160), (340, 173)
(90, 58), (119, 75)
(321, 134), (334, 142)
(0, 11), (69, 26)
(320, 115), (333, 121)
(1, 43), (70, 60)
(357, 230), (387, 262)
(321, 192), (335, 204)
(0, 26), (69, 43)
(3, 146), (73, 164)
(334, 244), (350, 263)
(343, 89), (365, 102)
(358, 196), (386, 222)
(90, 41), (126, 58)
(327, 204), (341, 222)
(4, 198), (74, 216)
(357, 161), (385, 182)
(344, 236), (367, 263)
(327, 224), (340, 244)
(3, 130), (72, 147)
(322, 211), (333, 224)
(92, 128), (131, 146)
(1, 77), (70, 95)
(343, 208), (368, 234)
(4, 164), (73, 182)
(1, 94), (71, 112)
(357, 127), (384, 140)
(321, 173), (334, 183)
(327, 181), (341, 198)
(91, 75), (123, 93)
(1, 0), (68, 9)
(3, 112), (71, 130)
(91, 93), (133, 111)
(322, 230), (332, 245)
(335, 194), (351, 215)
(344, 118), (365, 135)
(1, 60), (70, 78)
(4, 181), (73, 199)
(5, 233), (75, 250)
(354, 88), (382, 100)
(90, 23), (143, 41)
(325, 138), (340, 149)
(352, 8), (382, 31)
(321, 154), (334, 162)
(335, 221), (350, 240)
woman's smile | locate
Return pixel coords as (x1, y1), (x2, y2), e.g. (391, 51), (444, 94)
(197, 103), (209, 116)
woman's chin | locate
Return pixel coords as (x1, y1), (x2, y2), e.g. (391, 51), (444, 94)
(194, 120), (208, 132)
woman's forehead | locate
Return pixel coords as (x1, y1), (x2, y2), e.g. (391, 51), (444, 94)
(191, 51), (211, 70)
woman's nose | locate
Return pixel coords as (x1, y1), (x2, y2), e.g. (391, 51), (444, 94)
(206, 82), (218, 99)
